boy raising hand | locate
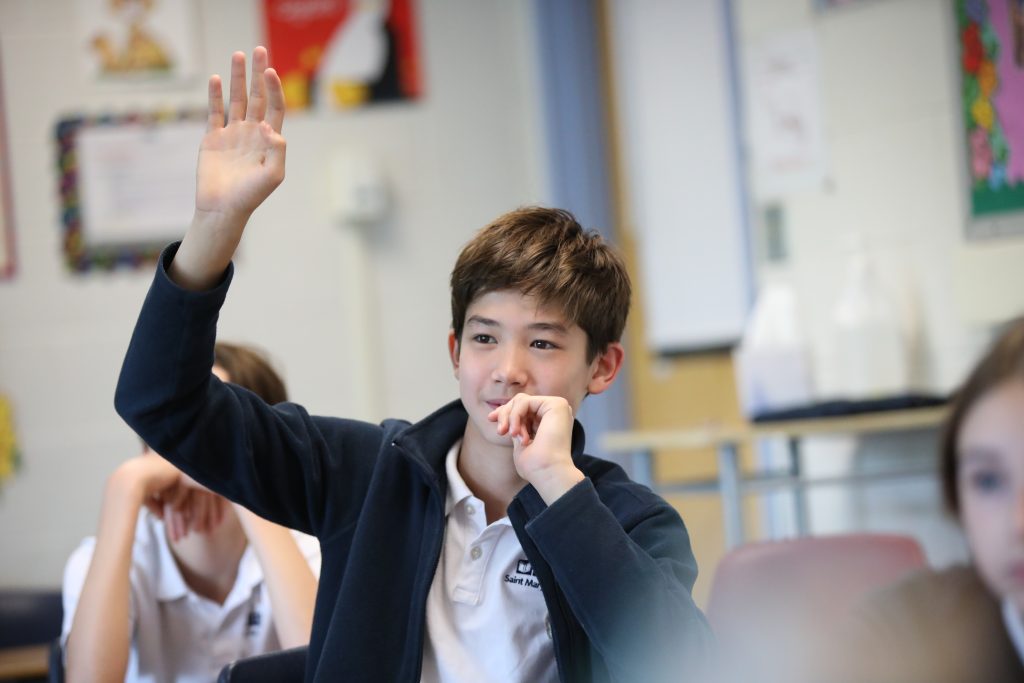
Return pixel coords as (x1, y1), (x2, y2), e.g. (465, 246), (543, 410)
(116, 47), (713, 682)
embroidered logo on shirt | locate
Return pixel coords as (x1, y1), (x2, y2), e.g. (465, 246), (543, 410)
(246, 609), (262, 636)
(504, 558), (540, 589)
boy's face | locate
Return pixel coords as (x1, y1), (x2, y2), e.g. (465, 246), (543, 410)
(957, 377), (1024, 612)
(448, 289), (621, 450)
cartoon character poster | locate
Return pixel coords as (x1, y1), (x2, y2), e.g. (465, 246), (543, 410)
(76, 0), (201, 83)
(958, 0), (1024, 237)
(263, 0), (422, 110)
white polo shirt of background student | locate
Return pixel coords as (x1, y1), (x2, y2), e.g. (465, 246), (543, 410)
(61, 510), (321, 683)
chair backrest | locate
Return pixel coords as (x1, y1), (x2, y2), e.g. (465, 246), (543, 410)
(0, 588), (63, 649)
(704, 533), (927, 682)
(217, 646), (307, 683)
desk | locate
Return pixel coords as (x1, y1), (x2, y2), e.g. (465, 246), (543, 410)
(603, 406), (948, 549)
(0, 644), (49, 680)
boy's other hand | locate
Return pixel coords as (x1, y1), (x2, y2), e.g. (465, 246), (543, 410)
(489, 393), (585, 505)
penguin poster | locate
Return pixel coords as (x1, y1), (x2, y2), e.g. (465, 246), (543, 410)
(263, 0), (422, 111)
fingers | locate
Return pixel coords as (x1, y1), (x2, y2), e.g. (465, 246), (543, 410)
(210, 48), (284, 133)
(489, 394), (543, 445)
(228, 51), (248, 122)
(207, 75), (224, 131)
(264, 68), (285, 133)
(245, 46), (269, 123)
(165, 501), (186, 542)
(210, 495), (226, 530)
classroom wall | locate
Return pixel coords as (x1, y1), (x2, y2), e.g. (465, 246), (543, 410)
(604, 0), (1014, 594)
(0, 0), (547, 587)
(733, 0), (988, 558)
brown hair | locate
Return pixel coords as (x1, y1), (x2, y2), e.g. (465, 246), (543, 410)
(940, 318), (1024, 515)
(450, 207), (631, 361)
(214, 342), (289, 405)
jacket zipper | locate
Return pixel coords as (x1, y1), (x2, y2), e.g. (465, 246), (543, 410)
(391, 440), (446, 682)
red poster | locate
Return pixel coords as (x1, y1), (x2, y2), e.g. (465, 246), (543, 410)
(263, 0), (422, 110)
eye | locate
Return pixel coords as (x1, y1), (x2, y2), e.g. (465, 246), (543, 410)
(968, 469), (1005, 493)
(472, 334), (496, 344)
(530, 339), (558, 350)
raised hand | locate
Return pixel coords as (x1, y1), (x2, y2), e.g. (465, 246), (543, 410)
(489, 393), (585, 504)
(171, 47), (287, 291)
(195, 46), (286, 222)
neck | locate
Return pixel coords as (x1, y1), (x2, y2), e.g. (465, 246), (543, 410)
(457, 427), (527, 524)
(167, 508), (248, 605)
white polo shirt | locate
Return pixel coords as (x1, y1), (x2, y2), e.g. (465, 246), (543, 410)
(420, 441), (557, 683)
(61, 510), (321, 683)
(1002, 598), (1024, 665)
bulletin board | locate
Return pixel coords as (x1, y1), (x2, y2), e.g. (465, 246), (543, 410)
(56, 110), (206, 272)
(957, 0), (1024, 238)
(608, 0), (752, 352)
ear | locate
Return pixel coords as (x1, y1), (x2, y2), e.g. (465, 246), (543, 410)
(586, 342), (625, 396)
(447, 329), (460, 378)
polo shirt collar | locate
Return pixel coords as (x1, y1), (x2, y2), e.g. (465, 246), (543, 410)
(222, 545), (263, 612)
(147, 513), (190, 603)
(1002, 598), (1024, 665)
(148, 511), (263, 609)
(444, 439), (471, 517)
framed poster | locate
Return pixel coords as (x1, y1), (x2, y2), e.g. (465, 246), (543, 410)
(743, 29), (828, 200)
(56, 110), (205, 272)
(263, 0), (422, 111)
(75, 0), (201, 84)
(957, 0), (1024, 237)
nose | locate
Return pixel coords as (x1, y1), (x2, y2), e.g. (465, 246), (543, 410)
(492, 345), (528, 387)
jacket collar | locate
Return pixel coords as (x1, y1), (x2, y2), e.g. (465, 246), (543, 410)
(391, 397), (589, 483)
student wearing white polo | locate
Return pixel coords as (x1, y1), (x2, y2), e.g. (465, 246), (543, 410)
(421, 440), (555, 682)
(61, 343), (321, 683)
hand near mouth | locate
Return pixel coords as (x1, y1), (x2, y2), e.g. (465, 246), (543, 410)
(488, 393), (585, 505)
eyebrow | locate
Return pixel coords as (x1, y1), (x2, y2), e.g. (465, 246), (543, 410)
(465, 316), (570, 335)
(958, 447), (1004, 465)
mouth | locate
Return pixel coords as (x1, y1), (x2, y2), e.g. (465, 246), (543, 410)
(485, 398), (512, 409)
(1009, 561), (1024, 584)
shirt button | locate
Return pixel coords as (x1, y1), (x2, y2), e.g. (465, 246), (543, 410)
(465, 504), (475, 516)
(470, 546), (482, 561)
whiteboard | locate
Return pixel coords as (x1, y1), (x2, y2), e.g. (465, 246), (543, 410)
(608, 0), (752, 352)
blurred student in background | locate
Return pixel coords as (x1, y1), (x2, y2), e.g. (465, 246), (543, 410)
(61, 342), (321, 683)
(835, 319), (1024, 682)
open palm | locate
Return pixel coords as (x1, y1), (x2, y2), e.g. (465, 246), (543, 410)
(195, 47), (286, 220)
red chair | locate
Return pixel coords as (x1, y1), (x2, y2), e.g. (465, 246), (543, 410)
(705, 533), (927, 682)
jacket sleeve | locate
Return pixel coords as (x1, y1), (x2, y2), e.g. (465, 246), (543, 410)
(520, 479), (715, 682)
(114, 243), (379, 538)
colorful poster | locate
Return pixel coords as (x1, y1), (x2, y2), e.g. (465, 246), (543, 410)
(56, 110), (206, 273)
(958, 0), (1024, 237)
(75, 0), (201, 83)
(263, 0), (422, 111)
